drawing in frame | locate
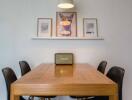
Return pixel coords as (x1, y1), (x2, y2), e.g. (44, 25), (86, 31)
(56, 12), (77, 37)
(37, 18), (52, 37)
(83, 18), (98, 38)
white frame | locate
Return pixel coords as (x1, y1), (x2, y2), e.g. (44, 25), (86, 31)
(83, 18), (98, 38)
(37, 18), (52, 37)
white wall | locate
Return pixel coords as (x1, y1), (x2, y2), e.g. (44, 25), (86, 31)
(0, 0), (132, 100)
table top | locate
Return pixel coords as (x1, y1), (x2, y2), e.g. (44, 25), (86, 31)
(14, 63), (114, 84)
(12, 64), (117, 96)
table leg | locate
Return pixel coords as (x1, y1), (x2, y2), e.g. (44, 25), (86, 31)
(109, 95), (118, 100)
(10, 94), (20, 100)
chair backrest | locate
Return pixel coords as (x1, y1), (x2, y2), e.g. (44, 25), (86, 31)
(2, 67), (17, 100)
(97, 61), (107, 74)
(106, 66), (125, 100)
(19, 61), (31, 76)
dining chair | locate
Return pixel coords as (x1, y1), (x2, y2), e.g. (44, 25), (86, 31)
(19, 61), (56, 100)
(2, 67), (28, 100)
(87, 66), (125, 100)
(97, 61), (107, 74)
(19, 61), (31, 76)
(106, 66), (125, 100)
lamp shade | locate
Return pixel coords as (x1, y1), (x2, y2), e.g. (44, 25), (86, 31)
(58, 0), (74, 9)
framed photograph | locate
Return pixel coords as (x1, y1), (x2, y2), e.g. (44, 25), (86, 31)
(56, 12), (77, 37)
(83, 18), (98, 37)
(37, 18), (52, 37)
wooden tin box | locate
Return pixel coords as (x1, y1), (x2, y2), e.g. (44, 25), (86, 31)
(55, 53), (74, 65)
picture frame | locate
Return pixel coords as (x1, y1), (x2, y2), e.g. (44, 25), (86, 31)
(83, 18), (98, 37)
(37, 18), (52, 37)
(56, 12), (77, 37)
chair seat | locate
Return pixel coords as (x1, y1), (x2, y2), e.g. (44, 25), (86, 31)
(38, 96), (56, 98)
(71, 96), (88, 98)
(70, 96), (94, 99)
(73, 96), (108, 100)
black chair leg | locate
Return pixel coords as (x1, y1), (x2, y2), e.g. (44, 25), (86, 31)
(40, 97), (46, 100)
(77, 99), (82, 100)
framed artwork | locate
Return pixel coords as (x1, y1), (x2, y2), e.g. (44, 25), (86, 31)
(37, 18), (52, 37)
(56, 12), (77, 37)
(83, 18), (98, 37)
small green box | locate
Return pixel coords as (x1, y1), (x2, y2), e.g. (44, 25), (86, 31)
(55, 53), (74, 65)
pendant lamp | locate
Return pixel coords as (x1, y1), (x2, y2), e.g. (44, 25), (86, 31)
(58, 0), (74, 9)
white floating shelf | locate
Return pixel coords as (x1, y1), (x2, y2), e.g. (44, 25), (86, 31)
(32, 37), (104, 40)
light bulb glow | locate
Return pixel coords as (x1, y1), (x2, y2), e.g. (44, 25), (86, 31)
(58, 3), (74, 9)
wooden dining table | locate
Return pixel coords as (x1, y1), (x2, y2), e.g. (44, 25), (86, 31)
(11, 64), (118, 100)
